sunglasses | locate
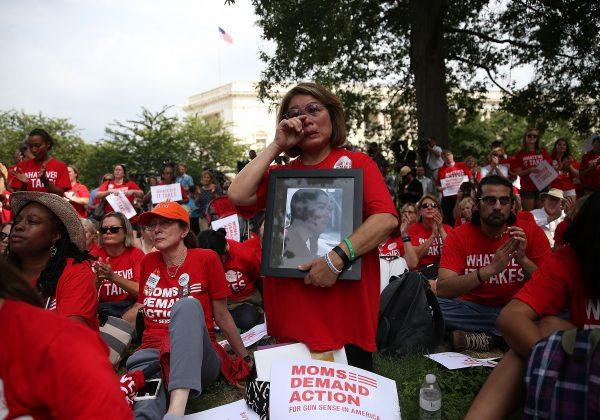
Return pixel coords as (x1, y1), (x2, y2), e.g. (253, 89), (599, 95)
(480, 196), (511, 206)
(284, 103), (325, 119)
(526, 134), (539, 139)
(0, 232), (8, 241)
(421, 203), (439, 209)
(99, 226), (124, 234)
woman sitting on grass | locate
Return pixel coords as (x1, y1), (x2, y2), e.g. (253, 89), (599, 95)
(466, 190), (600, 419)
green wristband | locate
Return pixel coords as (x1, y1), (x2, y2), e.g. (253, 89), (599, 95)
(343, 238), (355, 261)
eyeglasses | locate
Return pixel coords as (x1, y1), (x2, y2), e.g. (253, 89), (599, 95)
(480, 196), (511, 206)
(146, 219), (176, 230)
(99, 226), (124, 234)
(526, 134), (539, 139)
(283, 103), (325, 119)
(420, 203), (439, 209)
(0, 232), (8, 241)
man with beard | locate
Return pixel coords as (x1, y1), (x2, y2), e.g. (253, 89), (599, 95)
(436, 175), (551, 351)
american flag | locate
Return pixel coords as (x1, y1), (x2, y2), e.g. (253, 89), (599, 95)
(218, 26), (233, 44)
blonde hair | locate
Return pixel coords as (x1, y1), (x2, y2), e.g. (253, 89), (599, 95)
(459, 197), (476, 210)
(521, 127), (541, 152)
(98, 212), (135, 248)
(417, 194), (442, 222)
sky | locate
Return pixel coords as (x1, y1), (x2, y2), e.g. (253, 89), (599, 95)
(0, 0), (270, 142)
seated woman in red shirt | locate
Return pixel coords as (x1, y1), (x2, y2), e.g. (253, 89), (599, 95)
(0, 259), (132, 419)
(122, 201), (249, 419)
(94, 212), (145, 318)
(466, 190), (600, 419)
(198, 228), (263, 331)
(8, 128), (70, 196)
(7, 191), (98, 330)
(95, 164), (143, 214)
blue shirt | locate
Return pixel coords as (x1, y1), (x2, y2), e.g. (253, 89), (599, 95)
(176, 173), (194, 191)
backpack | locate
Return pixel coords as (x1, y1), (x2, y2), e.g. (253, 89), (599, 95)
(376, 271), (444, 356)
(524, 328), (600, 419)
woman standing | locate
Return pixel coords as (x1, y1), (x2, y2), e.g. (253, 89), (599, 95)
(95, 164), (143, 215)
(8, 128), (70, 196)
(143, 162), (187, 207)
(228, 82), (398, 370)
(550, 138), (579, 206)
(65, 165), (90, 218)
(8, 191), (98, 329)
(195, 170), (222, 231)
(511, 128), (552, 211)
(94, 212), (144, 318)
(408, 194), (452, 277)
(122, 201), (249, 418)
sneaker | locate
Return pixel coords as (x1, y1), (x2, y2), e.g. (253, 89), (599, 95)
(452, 330), (492, 352)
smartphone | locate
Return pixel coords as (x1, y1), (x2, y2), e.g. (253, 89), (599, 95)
(134, 378), (162, 401)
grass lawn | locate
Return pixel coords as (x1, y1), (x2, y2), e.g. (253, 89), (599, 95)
(185, 350), (522, 419)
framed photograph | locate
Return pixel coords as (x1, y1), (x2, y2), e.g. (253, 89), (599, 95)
(262, 169), (363, 280)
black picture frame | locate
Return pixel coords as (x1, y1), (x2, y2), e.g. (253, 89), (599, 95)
(261, 169), (363, 280)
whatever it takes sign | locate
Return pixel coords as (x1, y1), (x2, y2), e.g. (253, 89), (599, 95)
(269, 360), (401, 420)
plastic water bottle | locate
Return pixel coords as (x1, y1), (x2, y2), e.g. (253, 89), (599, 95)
(419, 374), (441, 420)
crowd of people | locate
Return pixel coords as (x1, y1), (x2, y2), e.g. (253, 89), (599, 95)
(0, 81), (599, 419)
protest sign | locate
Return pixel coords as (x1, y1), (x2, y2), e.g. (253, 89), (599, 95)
(425, 352), (498, 370)
(151, 183), (182, 204)
(105, 190), (137, 219)
(211, 214), (241, 242)
(529, 160), (558, 191)
(269, 360), (401, 420)
(441, 175), (469, 197)
(184, 399), (259, 419)
(219, 323), (268, 350)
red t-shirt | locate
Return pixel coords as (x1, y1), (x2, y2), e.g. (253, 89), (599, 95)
(515, 246), (599, 328)
(96, 180), (141, 212)
(236, 148), (398, 352)
(241, 234), (262, 265)
(581, 151), (600, 191)
(0, 300), (132, 420)
(550, 156), (579, 191)
(407, 222), (453, 269)
(224, 239), (261, 301)
(516, 210), (536, 224)
(511, 149), (552, 192)
(9, 158), (70, 192)
(94, 247), (144, 303)
(66, 182), (90, 218)
(137, 249), (231, 350)
(40, 258), (99, 330)
(378, 237), (406, 258)
(436, 162), (473, 196)
(439, 220), (551, 306)
(553, 219), (570, 248)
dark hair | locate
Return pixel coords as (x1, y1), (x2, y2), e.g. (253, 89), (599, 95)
(491, 140), (503, 148)
(68, 165), (79, 179)
(115, 164), (128, 178)
(471, 175), (516, 226)
(161, 161), (176, 174)
(8, 206), (93, 299)
(197, 228), (227, 255)
(551, 138), (572, 159)
(176, 221), (198, 249)
(289, 189), (330, 223)
(0, 257), (43, 307)
(28, 128), (54, 149)
(563, 191), (600, 298)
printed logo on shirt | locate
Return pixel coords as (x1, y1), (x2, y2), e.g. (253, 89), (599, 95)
(585, 299), (600, 329)
(143, 282), (206, 323)
(24, 170), (59, 189)
(225, 269), (247, 292)
(522, 154), (544, 168)
(333, 156), (352, 169)
(418, 237), (443, 256)
(99, 268), (134, 297)
(464, 253), (524, 284)
(443, 169), (467, 178)
(379, 241), (401, 257)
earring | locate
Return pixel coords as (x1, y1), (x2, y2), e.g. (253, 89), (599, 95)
(50, 245), (57, 257)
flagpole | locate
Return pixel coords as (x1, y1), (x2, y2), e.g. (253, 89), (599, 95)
(217, 31), (222, 87)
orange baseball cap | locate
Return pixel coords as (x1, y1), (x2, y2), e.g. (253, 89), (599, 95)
(137, 201), (190, 226)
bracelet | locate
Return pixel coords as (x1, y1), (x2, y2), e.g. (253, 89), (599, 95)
(343, 238), (355, 261)
(331, 245), (350, 269)
(324, 252), (343, 275)
(402, 235), (411, 243)
(476, 268), (484, 283)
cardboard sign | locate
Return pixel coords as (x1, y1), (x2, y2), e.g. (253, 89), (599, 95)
(425, 352), (498, 369)
(105, 190), (137, 219)
(219, 323), (268, 350)
(184, 399), (259, 419)
(211, 214), (241, 242)
(269, 360), (401, 420)
(151, 183), (182, 204)
(440, 175), (469, 197)
(529, 160), (558, 191)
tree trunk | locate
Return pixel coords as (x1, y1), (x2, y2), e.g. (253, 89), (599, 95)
(409, 0), (449, 149)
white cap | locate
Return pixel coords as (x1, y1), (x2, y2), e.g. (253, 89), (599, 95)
(426, 374), (436, 384)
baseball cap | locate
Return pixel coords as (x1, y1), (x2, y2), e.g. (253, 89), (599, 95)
(137, 201), (190, 226)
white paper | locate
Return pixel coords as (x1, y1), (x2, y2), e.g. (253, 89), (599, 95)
(211, 214), (241, 242)
(105, 190), (137, 219)
(529, 160), (558, 191)
(440, 175), (469, 197)
(150, 183), (183, 204)
(219, 323), (268, 350)
(184, 399), (259, 419)
(425, 352), (498, 370)
(269, 360), (401, 420)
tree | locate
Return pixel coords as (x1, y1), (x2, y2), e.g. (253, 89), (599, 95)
(228, 0), (599, 150)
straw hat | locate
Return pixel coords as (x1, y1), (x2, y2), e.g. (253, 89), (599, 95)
(540, 188), (565, 201)
(10, 191), (86, 251)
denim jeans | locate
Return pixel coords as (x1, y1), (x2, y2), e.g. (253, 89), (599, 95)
(437, 296), (503, 336)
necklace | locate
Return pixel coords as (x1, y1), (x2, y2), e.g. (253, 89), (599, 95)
(164, 248), (187, 278)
